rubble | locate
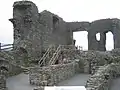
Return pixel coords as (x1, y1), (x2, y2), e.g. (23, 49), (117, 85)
(86, 63), (120, 90)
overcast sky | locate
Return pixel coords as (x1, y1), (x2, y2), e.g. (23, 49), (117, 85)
(0, 0), (118, 50)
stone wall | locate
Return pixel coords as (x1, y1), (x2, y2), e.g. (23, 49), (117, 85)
(0, 62), (9, 90)
(0, 51), (23, 90)
(79, 49), (120, 74)
(31, 49), (120, 89)
(0, 60), (22, 77)
(10, 1), (42, 59)
(0, 75), (7, 90)
(66, 22), (90, 32)
(39, 10), (73, 52)
(9, 64), (23, 76)
(88, 18), (120, 51)
(0, 51), (23, 76)
(10, 1), (75, 60)
(85, 63), (120, 90)
(9, 1), (120, 55)
(29, 61), (76, 86)
(77, 50), (113, 74)
(110, 48), (120, 56)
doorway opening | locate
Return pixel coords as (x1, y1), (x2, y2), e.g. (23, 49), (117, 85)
(106, 31), (114, 51)
(73, 31), (88, 50)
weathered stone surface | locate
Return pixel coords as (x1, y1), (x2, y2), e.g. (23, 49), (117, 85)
(0, 75), (7, 90)
(29, 61), (76, 86)
(39, 11), (74, 50)
(8, 1), (120, 61)
(3, 1), (120, 90)
(88, 19), (120, 51)
(75, 50), (112, 74)
(9, 1), (75, 62)
(66, 22), (90, 32)
(86, 63), (120, 90)
(0, 54), (22, 77)
(10, 1), (42, 61)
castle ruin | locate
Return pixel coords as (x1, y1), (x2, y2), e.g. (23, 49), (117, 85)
(0, 1), (120, 90)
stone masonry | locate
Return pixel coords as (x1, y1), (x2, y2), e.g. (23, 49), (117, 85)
(0, 74), (7, 90)
(9, 1), (120, 65)
(29, 61), (76, 86)
(86, 63), (120, 90)
(2, 0), (120, 90)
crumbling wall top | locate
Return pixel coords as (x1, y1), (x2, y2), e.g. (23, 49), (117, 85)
(89, 18), (120, 33)
(40, 10), (64, 22)
(13, 1), (39, 15)
(13, 1), (35, 7)
(66, 22), (90, 32)
(91, 18), (120, 23)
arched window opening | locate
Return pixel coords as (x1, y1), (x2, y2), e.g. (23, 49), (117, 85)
(96, 33), (100, 41)
(106, 31), (114, 51)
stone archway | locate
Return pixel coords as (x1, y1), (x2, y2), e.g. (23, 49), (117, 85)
(88, 31), (114, 51)
(88, 19), (120, 51)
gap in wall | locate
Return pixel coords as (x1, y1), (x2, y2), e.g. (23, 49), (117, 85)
(106, 31), (114, 51)
(73, 31), (88, 50)
(96, 33), (100, 41)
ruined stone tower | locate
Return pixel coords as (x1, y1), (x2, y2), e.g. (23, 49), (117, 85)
(9, 1), (74, 61)
(9, 1), (42, 59)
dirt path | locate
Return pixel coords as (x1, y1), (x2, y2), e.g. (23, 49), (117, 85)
(58, 74), (90, 86)
(6, 73), (90, 90)
(6, 73), (36, 90)
(110, 78), (120, 90)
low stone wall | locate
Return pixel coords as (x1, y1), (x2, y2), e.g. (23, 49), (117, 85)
(0, 74), (7, 90)
(0, 51), (23, 77)
(85, 63), (120, 90)
(77, 50), (114, 74)
(9, 64), (23, 76)
(29, 61), (76, 86)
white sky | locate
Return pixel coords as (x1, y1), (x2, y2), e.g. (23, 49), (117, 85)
(0, 0), (118, 50)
